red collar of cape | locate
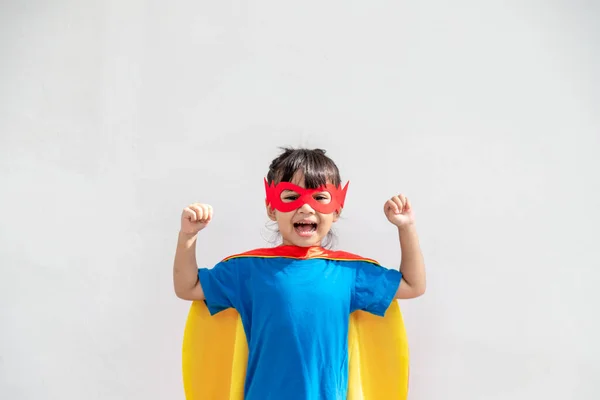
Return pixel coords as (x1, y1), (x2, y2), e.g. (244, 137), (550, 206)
(221, 245), (379, 265)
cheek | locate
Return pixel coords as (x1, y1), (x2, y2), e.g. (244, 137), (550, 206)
(277, 212), (296, 227)
(318, 215), (334, 229)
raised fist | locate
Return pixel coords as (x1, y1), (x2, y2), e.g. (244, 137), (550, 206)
(181, 203), (213, 235)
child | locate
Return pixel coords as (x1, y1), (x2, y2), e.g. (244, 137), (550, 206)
(173, 147), (426, 400)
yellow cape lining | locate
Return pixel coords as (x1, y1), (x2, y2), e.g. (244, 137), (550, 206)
(182, 300), (410, 399)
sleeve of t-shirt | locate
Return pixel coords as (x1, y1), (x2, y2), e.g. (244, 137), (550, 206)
(351, 261), (402, 317)
(198, 259), (239, 316)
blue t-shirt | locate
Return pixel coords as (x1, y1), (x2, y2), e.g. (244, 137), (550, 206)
(198, 248), (402, 400)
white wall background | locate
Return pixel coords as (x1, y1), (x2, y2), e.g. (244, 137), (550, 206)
(1, 1), (599, 399)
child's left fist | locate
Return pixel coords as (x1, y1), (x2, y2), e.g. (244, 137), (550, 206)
(384, 194), (415, 228)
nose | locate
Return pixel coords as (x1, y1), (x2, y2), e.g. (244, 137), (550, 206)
(297, 202), (315, 214)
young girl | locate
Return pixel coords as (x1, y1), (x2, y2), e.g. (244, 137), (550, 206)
(173, 147), (426, 400)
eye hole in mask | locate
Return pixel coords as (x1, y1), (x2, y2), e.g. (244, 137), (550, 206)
(280, 190), (331, 204)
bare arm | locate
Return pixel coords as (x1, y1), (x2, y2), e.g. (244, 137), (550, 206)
(395, 225), (426, 299)
(383, 194), (426, 299)
(173, 231), (205, 300)
(173, 203), (213, 301)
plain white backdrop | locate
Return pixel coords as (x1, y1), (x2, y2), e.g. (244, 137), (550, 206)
(1, 1), (599, 399)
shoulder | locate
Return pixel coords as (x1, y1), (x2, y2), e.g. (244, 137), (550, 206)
(219, 247), (277, 263)
(321, 249), (381, 266)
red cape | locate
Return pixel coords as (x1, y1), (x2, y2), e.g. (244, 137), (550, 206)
(222, 245), (379, 265)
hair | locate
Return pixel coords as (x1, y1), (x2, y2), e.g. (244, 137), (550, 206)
(266, 147), (342, 188)
(264, 147), (342, 248)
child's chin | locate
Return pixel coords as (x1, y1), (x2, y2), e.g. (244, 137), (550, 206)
(286, 235), (322, 247)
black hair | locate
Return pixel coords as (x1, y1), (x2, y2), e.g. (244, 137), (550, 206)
(266, 147), (342, 188)
(265, 147), (342, 248)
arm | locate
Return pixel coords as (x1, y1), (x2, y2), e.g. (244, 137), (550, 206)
(173, 231), (205, 300)
(383, 194), (426, 299)
(395, 224), (426, 299)
(173, 203), (213, 301)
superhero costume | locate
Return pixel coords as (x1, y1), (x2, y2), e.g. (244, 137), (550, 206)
(180, 180), (410, 399)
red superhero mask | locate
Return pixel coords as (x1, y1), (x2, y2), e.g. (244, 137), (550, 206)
(264, 178), (349, 214)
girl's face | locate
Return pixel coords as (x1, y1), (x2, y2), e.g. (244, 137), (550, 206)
(266, 171), (340, 247)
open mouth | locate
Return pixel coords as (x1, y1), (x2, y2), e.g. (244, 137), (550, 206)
(293, 221), (318, 236)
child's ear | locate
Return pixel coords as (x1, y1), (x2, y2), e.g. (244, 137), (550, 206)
(265, 201), (277, 221)
(333, 208), (342, 222)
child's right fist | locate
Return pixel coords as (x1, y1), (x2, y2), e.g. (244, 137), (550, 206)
(181, 203), (213, 235)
